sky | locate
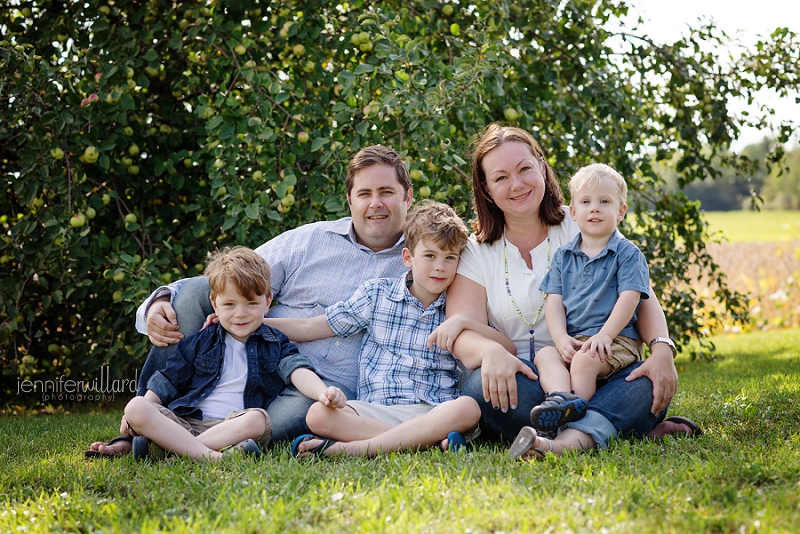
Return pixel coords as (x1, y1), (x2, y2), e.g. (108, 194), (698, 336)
(624, 1), (800, 150)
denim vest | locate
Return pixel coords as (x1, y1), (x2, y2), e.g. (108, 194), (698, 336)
(146, 323), (312, 419)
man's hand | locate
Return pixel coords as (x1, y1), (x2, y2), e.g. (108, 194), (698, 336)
(319, 386), (347, 409)
(626, 344), (677, 414)
(480, 349), (537, 413)
(146, 298), (183, 347)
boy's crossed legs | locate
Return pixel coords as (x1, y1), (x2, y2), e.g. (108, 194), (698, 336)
(123, 396), (271, 461)
(293, 396), (480, 458)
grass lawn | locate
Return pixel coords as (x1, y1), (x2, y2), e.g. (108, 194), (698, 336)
(702, 210), (800, 243)
(3, 328), (800, 533)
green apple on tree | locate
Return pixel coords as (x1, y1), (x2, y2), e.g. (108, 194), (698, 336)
(504, 107), (521, 121)
(83, 146), (99, 163)
(51, 147), (64, 160)
(69, 213), (86, 228)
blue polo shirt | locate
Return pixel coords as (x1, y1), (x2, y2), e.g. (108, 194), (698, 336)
(540, 231), (650, 340)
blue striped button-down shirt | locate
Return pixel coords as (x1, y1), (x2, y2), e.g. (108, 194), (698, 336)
(325, 275), (461, 406)
(137, 218), (407, 393)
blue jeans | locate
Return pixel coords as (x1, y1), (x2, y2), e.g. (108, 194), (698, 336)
(135, 276), (356, 444)
(462, 360), (668, 449)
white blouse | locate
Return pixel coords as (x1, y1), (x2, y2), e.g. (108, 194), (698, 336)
(456, 207), (579, 360)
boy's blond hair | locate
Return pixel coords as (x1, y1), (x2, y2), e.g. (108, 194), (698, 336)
(404, 201), (469, 254)
(569, 163), (628, 207)
(204, 246), (272, 301)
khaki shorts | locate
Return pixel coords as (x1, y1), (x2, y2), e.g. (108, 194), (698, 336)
(129, 405), (272, 448)
(573, 334), (642, 379)
(346, 399), (480, 442)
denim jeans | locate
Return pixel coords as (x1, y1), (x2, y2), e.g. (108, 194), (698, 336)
(135, 276), (356, 444)
(461, 359), (668, 449)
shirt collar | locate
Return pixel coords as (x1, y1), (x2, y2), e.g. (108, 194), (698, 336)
(212, 322), (280, 344)
(324, 217), (405, 253)
(386, 271), (447, 310)
(565, 229), (624, 256)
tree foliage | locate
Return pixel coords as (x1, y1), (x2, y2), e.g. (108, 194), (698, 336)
(2, 0), (798, 404)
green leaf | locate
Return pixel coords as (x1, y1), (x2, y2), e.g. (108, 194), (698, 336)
(244, 204), (260, 220)
(355, 63), (375, 75)
(311, 137), (329, 152)
(120, 92), (135, 109)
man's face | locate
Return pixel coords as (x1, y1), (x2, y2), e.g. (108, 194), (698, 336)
(347, 164), (412, 252)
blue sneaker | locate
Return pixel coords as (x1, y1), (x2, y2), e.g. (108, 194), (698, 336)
(529, 391), (588, 431)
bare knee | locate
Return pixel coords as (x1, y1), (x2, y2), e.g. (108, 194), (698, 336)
(124, 396), (153, 427)
(533, 346), (560, 368)
(306, 402), (336, 434)
(240, 410), (269, 436)
(453, 397), (482, 428)
(571, 351), (607, 376)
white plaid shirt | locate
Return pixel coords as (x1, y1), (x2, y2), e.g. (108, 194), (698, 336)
(325, 275), (461, 406)
(136, 218), (407, 393)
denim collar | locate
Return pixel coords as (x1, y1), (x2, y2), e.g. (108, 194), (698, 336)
(209, 322), (282, 345)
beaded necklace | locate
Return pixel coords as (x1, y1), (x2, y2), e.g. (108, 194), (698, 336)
(502, 235), (550, 358)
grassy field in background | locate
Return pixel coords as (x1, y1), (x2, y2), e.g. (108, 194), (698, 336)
(702, 210), (800, 243)
(2, 329), (800, 533)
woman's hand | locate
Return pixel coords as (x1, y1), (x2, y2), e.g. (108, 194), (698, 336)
(626, 344), (677, 414)
(480, 348), (537, 413)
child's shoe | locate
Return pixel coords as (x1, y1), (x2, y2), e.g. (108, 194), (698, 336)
(529, 391), (588, 430)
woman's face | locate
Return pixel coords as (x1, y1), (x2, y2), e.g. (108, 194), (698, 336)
(481, 141), (546, 220)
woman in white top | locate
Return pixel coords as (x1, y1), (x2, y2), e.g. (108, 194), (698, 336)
(440, 124), (700, 458)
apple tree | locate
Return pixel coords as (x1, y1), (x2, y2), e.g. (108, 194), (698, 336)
(2, 0), (798, 404)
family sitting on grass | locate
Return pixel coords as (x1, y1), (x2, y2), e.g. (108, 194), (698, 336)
(86, 129), (701, 463)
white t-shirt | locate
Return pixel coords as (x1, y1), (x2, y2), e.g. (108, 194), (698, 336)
(456, 207), (579, 360)
(195, 333), (247, 419)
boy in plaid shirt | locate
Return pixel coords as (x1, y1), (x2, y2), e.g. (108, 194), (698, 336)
(266, 202), (515, 457)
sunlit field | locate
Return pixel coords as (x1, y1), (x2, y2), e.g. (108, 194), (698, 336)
(697, 211), (800, 332)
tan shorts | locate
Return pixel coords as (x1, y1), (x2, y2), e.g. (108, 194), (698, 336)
(129, 405), (272, 449)
(573, 334), (642, 379)
(346, 399), (480, 442)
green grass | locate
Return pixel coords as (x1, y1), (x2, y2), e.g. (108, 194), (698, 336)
(703, 210), (800, 243)
(3, 329), (800, 533)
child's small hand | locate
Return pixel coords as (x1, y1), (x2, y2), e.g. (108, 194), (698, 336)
(201, 313), (219, 330)
(319, 386), (347, 409)
(580, 333), (613, 362)
(554, 334), (580, 363)
(427, 314), (467, 352)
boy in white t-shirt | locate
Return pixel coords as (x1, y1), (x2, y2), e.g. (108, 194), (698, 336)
(91, 247), (345, 461)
